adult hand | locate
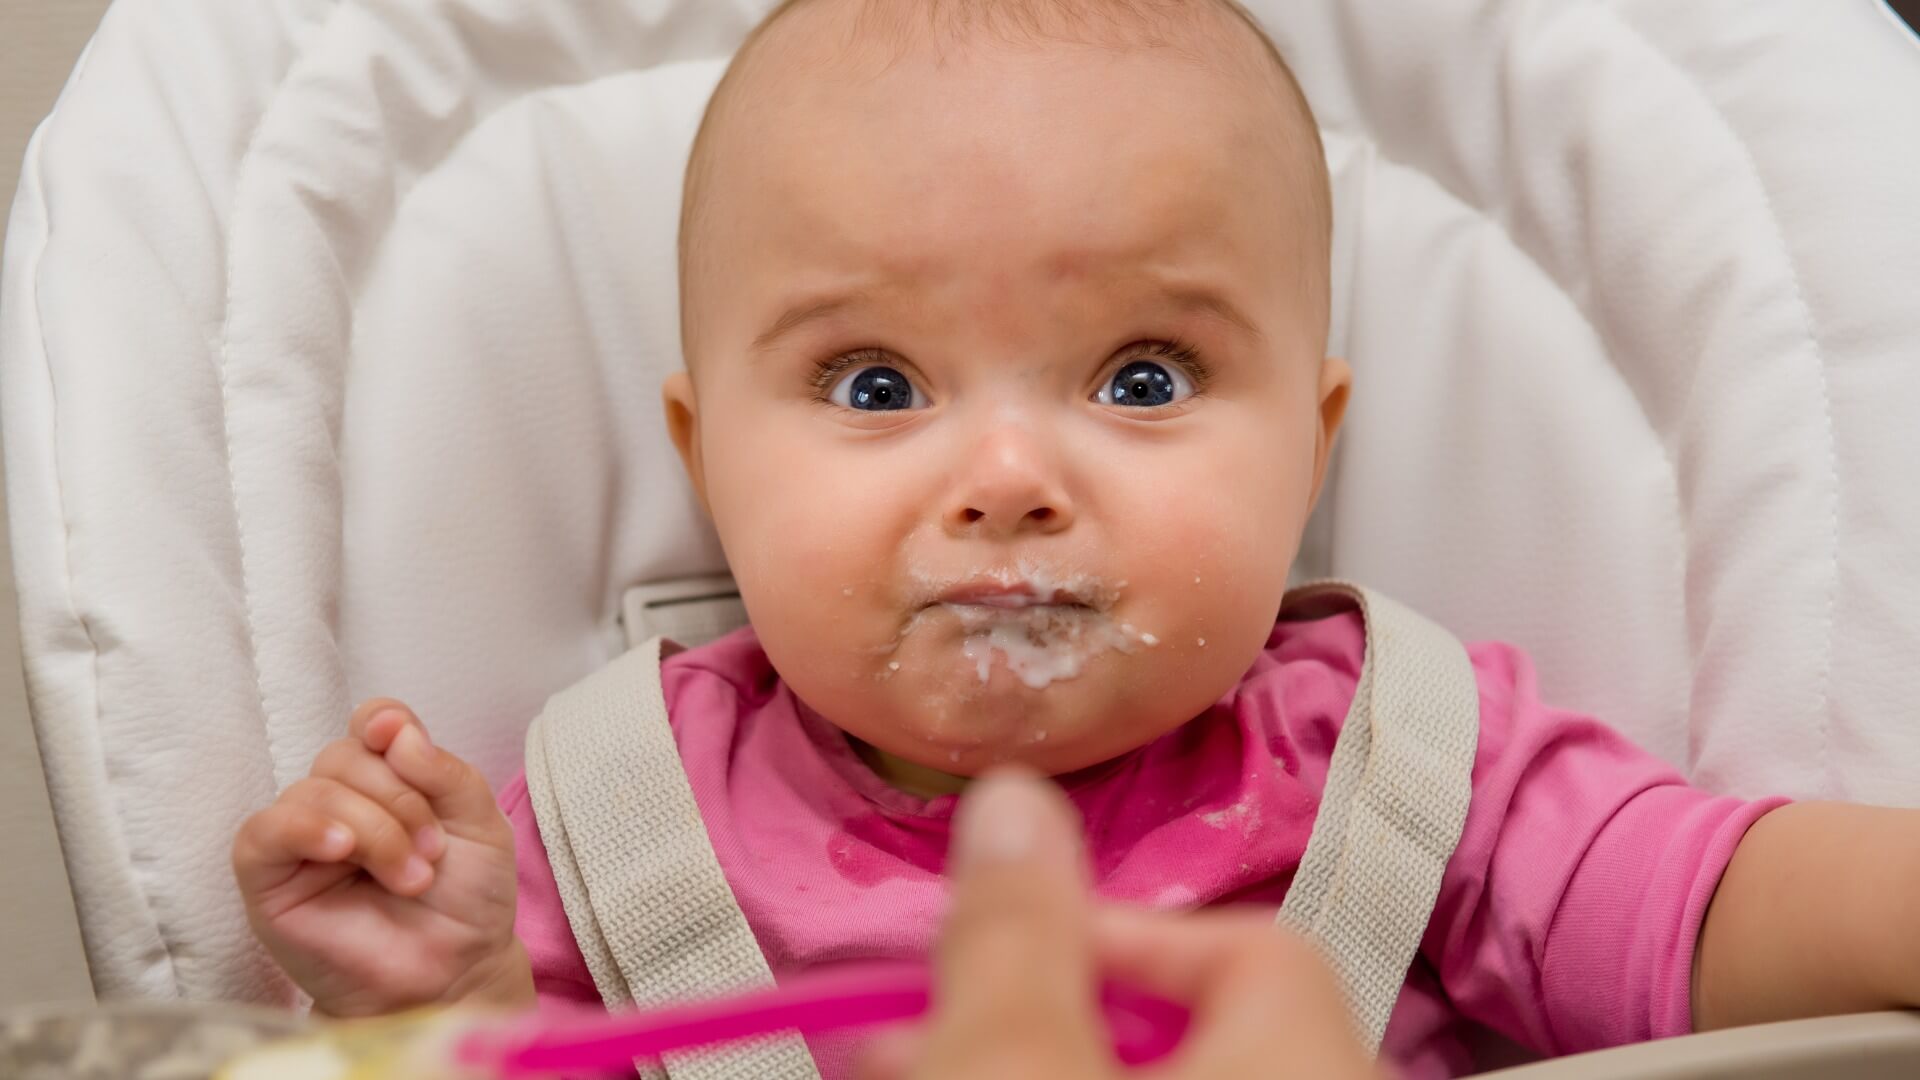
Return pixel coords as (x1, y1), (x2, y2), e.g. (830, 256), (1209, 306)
(861, 770), (1377, 1080)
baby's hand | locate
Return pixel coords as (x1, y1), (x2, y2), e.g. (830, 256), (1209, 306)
(233, 700), (529, 1018)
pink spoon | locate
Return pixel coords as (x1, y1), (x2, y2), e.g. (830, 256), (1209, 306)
(455, 960), (1189, 1078)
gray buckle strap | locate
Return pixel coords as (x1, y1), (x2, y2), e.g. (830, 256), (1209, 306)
(525, 635), (821, 1080)
(1276, 582), (1481, 1053)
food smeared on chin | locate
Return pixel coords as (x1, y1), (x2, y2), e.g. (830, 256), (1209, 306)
(900, 561), (1163, 689)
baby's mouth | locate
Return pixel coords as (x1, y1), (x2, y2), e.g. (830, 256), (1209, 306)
(921, 562), (1116, 614)
(932, 580), (1096, 611)
(895, 571), (1153, 691)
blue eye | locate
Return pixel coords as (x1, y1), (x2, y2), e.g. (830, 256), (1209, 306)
(1098, 359), (1194, 407)
(828, 365), (923, 411)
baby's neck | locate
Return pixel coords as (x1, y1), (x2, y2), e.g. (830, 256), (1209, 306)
(851, 739), (971, 799)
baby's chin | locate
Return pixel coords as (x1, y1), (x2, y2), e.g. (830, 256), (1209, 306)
(771, 599), (1229, 780)
(841, 627), (1183, 775)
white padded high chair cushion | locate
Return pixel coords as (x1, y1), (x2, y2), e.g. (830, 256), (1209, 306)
(3, 0), (1918, 1005)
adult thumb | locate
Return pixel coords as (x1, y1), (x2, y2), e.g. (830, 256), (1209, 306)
(915, 770), (1108, 1074)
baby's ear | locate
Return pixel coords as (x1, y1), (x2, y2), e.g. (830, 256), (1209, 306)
(1308, 356), (1353, 512)
(662, 369), (711, 515)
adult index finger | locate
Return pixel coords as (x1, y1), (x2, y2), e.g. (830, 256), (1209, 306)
(918, 770), (1108, 1075)
(1092, 908), (1372, 1080)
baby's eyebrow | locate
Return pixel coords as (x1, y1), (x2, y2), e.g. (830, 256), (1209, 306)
(749, 279), (1263, 352)
(752, 292), (868, 352)
(1157, 284), (1264, 343)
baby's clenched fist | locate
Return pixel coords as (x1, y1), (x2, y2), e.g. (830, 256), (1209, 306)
(233, 700), (530, 1018)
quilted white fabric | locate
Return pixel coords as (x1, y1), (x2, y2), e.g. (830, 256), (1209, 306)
(3, 0), (1918, 1007)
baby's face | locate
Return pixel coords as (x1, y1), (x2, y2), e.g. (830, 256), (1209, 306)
(669, 9), (1348, 785)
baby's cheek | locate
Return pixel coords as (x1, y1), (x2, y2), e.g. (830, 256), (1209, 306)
(1123, 471), (1304, 672)
(1144, 501), (1296, 615)
(711, 451), (882, 592)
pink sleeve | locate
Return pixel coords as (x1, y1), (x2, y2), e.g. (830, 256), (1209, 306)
(1421, 643), (1788, 1056)
(499, 772), (605, 1011)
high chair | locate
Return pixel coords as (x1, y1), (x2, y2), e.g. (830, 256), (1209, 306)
(4, 0), (1919, 1074)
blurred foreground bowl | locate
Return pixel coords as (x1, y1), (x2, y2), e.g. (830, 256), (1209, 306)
(0, 999), (310, 1080)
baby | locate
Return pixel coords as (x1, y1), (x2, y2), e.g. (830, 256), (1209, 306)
(232, 0), (1920, 1076)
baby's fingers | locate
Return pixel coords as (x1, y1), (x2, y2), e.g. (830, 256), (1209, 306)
(311, 739), (445, 861)
(283, 777), (434, 897)
(233, 802), (353, 900)
(348, 697), (420, 754)
(348, 700), (501, 835)
(384, 721), (502, 832)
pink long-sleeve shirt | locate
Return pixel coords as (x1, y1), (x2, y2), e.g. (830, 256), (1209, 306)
(500, 611), (1784, 1078)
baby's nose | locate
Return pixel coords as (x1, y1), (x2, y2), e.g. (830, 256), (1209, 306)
(942, 427), (1075, 539)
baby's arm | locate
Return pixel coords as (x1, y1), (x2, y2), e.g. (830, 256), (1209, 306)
(1415, 640), (1787, 1056)
(1694, 802), (1920, 1029)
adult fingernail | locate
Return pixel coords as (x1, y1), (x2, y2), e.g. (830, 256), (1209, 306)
(955, 772), (1052, 869)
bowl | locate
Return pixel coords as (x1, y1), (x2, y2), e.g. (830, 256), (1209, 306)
(0, 998), (311, 1080)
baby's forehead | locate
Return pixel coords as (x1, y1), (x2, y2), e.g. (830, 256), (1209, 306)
(739, 53), (1297, 267)
(705, 0), (1323, 218)
(680, 0), (1334, 355)
(748, 0), (1290, 102)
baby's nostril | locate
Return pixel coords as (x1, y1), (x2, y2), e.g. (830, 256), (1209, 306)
(962, 508), (985, 523)
(1028, 508), (1054, 523)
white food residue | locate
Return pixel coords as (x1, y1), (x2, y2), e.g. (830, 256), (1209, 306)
(896, 560), (1167, 689)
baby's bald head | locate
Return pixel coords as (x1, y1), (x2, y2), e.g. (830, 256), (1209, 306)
(677, 0), (1333, 365)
